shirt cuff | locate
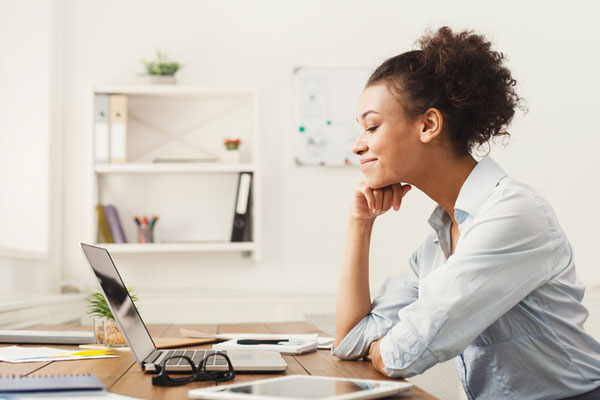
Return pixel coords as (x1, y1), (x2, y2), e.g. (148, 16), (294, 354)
(379, 321), (437, 378)
(332, 314), (391, 360)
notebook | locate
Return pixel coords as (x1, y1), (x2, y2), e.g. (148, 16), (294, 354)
(79, 243), (287, 373)
(0, 374), (104, 393)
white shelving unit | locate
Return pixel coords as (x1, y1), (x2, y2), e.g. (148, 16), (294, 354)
(94, 163), (256, 174)
(89, 85), (260, 260)
(101, 242), (257, 254)
(94, 85), (253, 98)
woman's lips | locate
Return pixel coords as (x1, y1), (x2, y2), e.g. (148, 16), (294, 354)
(360, 158), (377, 170)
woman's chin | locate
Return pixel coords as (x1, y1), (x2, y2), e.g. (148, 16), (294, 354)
(365, 176), (390, 190)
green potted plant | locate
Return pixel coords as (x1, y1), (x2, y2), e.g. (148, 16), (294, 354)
(142, 50), (182, 84)
(86, 287), (139, 347)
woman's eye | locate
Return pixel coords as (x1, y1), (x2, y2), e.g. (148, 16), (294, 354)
(366, 126), (378, 133)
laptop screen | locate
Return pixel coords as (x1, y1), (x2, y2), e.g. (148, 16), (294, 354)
(80, 243), (155, 365)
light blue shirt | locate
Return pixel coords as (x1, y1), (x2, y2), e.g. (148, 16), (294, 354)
(333, 157), (600, 399)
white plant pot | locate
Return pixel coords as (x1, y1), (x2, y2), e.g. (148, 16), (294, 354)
(148, 75), (177, 85)
(221, 150), (240, 163)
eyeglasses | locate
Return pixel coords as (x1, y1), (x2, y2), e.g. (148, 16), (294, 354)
(151, 352), (235, 387)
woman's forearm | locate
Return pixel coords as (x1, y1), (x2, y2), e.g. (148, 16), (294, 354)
(335, 213), (375, 347)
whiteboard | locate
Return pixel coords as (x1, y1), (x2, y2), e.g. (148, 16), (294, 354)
(293, 67), (371, 166)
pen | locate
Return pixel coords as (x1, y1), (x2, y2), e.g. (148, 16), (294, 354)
(237, 339), (290, 345)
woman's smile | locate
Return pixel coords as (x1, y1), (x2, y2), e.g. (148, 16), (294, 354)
(359, 158), (378, 170)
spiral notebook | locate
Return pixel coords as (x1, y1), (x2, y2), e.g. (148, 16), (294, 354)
(0, 374), (104, 393)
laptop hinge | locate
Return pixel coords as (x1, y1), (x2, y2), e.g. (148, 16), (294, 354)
(144, 349), (162, 366)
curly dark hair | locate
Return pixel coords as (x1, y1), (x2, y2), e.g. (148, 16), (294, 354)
(367, 27), (523, 155)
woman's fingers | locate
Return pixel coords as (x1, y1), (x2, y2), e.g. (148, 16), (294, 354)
(372, 186), (394, 215)
(373, 189), (382, 213)
(355, 182), (375, 210)
(382, 187), (393, 212)
(392, 183), (401, 211)
(395, 184), (412, 210)
(379, 184), (412, 214)
(353, 182), (412, 218)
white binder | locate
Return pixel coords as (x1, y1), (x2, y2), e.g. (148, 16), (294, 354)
(109, 94), (127, 163)
(231, 172), (252, 242)
(94, 94), (110, 163)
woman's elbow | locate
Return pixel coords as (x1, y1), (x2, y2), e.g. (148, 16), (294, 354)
(331, 346), (362, 361)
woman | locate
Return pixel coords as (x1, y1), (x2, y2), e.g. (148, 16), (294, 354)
(333, 27), (600, 399)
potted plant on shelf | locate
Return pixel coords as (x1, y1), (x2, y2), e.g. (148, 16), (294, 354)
(222, 138), (242, 163)
(142, 50), (182, 84)
(86, 287), (139, 347)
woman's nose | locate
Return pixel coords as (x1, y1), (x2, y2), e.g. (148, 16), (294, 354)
(352, 134), (368, 156)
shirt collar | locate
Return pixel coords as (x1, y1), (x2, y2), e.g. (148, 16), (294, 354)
(454, 156), (506, 218)
(428, 156), (506, 240)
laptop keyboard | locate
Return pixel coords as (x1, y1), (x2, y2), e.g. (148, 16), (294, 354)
(160, 349), (228, 366)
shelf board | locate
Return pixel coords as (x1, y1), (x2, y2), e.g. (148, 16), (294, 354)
(94, 85), (254, 98)
(98, 242), (256, 254)
(94, 163), (255, 174)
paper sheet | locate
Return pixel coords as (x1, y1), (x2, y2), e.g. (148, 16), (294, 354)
(0, 346), (118, 363)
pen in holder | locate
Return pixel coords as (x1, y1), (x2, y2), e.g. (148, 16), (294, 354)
(134, 215), (158, 243)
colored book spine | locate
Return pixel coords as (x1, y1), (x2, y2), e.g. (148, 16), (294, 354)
(103, 205), (127, 243)
(95, 204), (114, 243)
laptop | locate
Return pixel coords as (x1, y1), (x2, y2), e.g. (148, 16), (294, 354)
(80, 243), (287, 373)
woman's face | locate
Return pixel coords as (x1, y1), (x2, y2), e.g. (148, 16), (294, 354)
(353, 84), (424, 189)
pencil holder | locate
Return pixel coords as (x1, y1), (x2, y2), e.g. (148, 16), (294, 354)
(134, 215), (158, 243)
(138, 226), (154, 243)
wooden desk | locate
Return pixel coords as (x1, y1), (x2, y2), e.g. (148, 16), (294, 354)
(0, 322), (436, 399)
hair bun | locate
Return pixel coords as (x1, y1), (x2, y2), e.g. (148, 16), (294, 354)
(418, 27), (522, 151)
(367, 26), (523, 154)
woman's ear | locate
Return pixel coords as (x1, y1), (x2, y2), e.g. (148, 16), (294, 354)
(419, 108), (443, 144)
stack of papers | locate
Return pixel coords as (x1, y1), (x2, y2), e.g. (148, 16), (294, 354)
(213, 338), (318, 355)
(0, 346), (118, 363)
(180, 329), (335, 352)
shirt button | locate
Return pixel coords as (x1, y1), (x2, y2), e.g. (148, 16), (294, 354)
(410, 347), (418, 355)
(403, 354), (411, 362)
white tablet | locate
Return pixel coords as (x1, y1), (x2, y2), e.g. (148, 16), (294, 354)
(188, 375), (413, 400)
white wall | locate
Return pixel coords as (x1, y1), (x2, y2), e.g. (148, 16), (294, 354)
(0, 0), (52, 253)
(59, 0), (600, 321)
(0, 0), (62, 300)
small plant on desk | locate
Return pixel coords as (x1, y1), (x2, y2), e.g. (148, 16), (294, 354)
(86, 287), (139, 347)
